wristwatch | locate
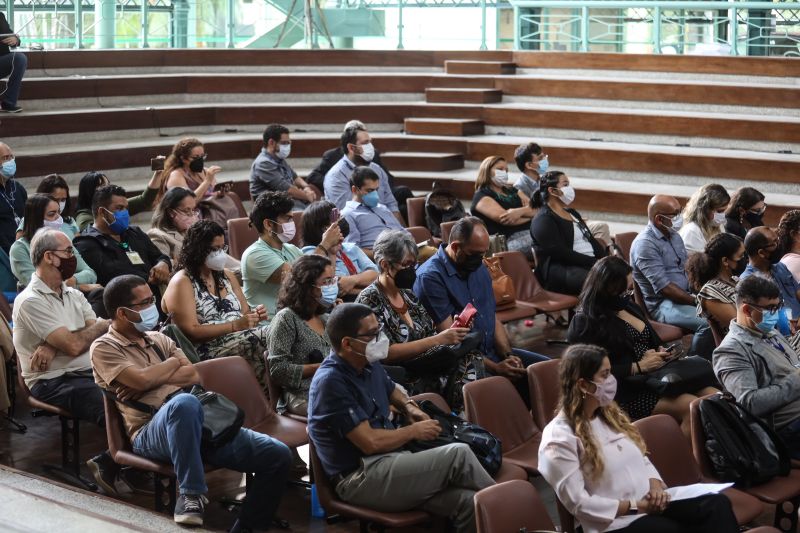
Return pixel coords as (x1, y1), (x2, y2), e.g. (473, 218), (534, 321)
(628, 499), (638, 515)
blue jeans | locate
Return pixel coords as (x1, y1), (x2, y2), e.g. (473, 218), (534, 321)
(511, 348), (550, 366)
(132, 393), (292, 528)
(652, 299), (705, 332)
(0, 51), (26, 107)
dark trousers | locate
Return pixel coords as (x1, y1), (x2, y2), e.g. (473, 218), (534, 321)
(616, 494), (738, 533)
(541, 264), (590, 296)
(778, 416), (800, 460)
(29, 370), (106, 427)
(0, 51), (27, 106)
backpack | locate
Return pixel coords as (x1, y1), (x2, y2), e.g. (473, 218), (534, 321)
(699, 393), (790, 488)
(405, 399), (503, 476)
(425, 187), (466, 238)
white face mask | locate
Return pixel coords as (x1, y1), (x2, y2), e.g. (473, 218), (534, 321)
(359, 142), (375, 163)
(205, 249), (228, 271)
(274, 220), (297, 243)
(713, 211), (727, 226)
(359, 332), (389, 364)
(43, 215), (64, 231)
(58, 200), (67, 214)
(665, 213), (684, 232)
(559, 185), (576, 206)
(491, 170), (509, 187)
(277, 144), (291, 160)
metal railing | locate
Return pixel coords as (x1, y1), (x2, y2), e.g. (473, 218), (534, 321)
(510, 0), (800, 56)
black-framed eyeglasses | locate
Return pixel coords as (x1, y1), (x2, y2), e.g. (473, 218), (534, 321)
(351, 326), (383, 344)
(50, 247), (75, 258)
(747, 300), (784, 315)
(191, 154), (208, 161)
(128, 297), (156, 309)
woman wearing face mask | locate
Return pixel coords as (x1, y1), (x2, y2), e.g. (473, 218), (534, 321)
(778, 210), (800, 284)
(678, 184), (730, 255)
(74, 170), (166, 233)
(161, 137), (221, 200)
(530, 171), (607, 296)
(471, 156), (536, 259)
(267, 255), (335, 417)
(15, 174), (80, 239)
(356, 230), (483, 410)
(162, 220), (271, 394)
(539, 344), (739, 533)
(686, 233), (747, 336)
(724, 187), (766, 240)
(567, 257), (718, 436)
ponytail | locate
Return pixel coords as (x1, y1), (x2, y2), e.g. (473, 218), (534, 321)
(531, 171), (564, 209)
(686, 232), (742, 291)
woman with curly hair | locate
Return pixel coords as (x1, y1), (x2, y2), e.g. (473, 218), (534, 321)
(539, 344), (739, 533)
(779, 209), (800, 284)
(678, 183), (730, 255)
(162, 220), (270, 391)
(267, 255), (335, 416)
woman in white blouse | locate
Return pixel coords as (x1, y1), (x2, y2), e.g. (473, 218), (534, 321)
(679, 184), (730, 255)
(538, 344), (738, 533)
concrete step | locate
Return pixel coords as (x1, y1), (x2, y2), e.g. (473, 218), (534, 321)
(380, 152), (465, 172)
(425, 88), (503, 104)
(404, 118), (485, 137)
(444, 60), (517, 75)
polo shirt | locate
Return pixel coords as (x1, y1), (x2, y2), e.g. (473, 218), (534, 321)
(740, 262), (800, 317)
(307, 352), (396, 478)
(341, 200), (405, 249)
(301, 242), (378, 279)
(91, 327), (191, 440)
(249, 148), (306, 210)
(0, 177), (27, 254)
(413, 245), (499, 361)
(241, 237), (302, 316)
(12, 273), (96, 388)
(323, 156), (399, 213)
(630, 223), (690, 314)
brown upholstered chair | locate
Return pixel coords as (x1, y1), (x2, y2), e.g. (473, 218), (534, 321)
(494, 251), (578, 315)
(290, 210), (304, 247)
(406, 226), (432, 244)
(0, 292), (12, 322)
(308, 441), (433, 532)
(527, 359), (561, 429)
(406, 196), (426, 228)
(440, 220), (457, 244)
(613, 231), (637, 263)
(227, 190), (248, 218)
(631, 280), (686, 343)
(689, 397), (800, 532)
(463, 376), (541, 476)
(634, 414), (764, 526)
(227, 217), (258, 260)
(474, 480), (555, 533)
(262, 354), (308, 423)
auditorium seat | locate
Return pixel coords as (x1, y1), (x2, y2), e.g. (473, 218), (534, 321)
(263, 355), (307, 423)
(494, 250), (578, 315)
(631, 280), (686, 343)
(406, 226), (432, 245)
(406, 196), (426, 228)
(527, 359), (561, 430)
(613, 232), (637, 263)
(228, 217), (258, 260)
(474, 480), (555, 533)
(440, 221), (457, 244)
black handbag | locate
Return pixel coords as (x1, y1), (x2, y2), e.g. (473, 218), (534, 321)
(642, 355), (719, 397)
(401, 330), (484, 377)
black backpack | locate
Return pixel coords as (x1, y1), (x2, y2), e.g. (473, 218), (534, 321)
(405, 399), (503, 476)
(699, 393), (790, 488)
(425, 186), (466, 238)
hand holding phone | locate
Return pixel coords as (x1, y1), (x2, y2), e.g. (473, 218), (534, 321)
(451, 303), (477, 329)
(214, 181), (233, 193)
(150, 156), (165, 171)
(330, 207), (339, 223)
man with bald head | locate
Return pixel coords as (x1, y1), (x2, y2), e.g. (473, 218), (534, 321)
(0, 142), (26, 253)
(740, 226), (800, 319)
(413, 216), (548, 402)
(631, 195), (708, 339)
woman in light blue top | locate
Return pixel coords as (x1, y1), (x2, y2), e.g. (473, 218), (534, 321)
(16, 174), (80, 239)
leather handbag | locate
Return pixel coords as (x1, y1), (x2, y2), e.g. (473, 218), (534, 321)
(401, 330), (484, 377)
(641, 355), (720, 397)
(486, 234), (508, 257)
(483, 256), (516, 310)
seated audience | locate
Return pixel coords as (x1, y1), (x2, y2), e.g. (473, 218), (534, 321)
(307, 303), (495, 532)
(686, 233), (746, 336)
(250, 123), (316, 209)
(0, 142), (26, 254)
(147, 187), (239, 269)
(356, 229), (482, 409)
(341, 166), (405, 253)
(10, 229), (118, 492)
(324, 125), (403, 226)
(539, 344), (739, 533)
(678, 184), (730, 255)
(513, 142), (548, 199)
(267, 255), (334, 416)
(162, 220), (270, 392)
(92, 275), (291, 528)
(300, 200), (378, 300)
(162, 137), (221, 200)
(724, 186), (766, 240)
(414, 217), (548, 397)
(778, 209), (800, 283)
(740, 226), (800, 319)
(568, 257), (718, 436)
(74, 170), (165, 233)
(713, 275), (800, 459)
(74, 185), (171, 294)
(241, 191), (340, 316)
(16, 174), (79, 238)
(471, 155), (535, 259)
(530, 171), (607, 296)
(10, 194), (98, 290)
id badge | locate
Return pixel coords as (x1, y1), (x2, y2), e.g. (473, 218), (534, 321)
(126, 251), (145, 265)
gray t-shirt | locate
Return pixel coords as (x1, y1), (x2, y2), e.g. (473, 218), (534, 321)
(249, 148), (305, 210)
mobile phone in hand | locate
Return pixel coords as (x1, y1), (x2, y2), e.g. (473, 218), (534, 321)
(150, 157), (165, 171)
(451, 303), (477, 329)
(330, 207), (339, 223)
(214, 181), (233, 192)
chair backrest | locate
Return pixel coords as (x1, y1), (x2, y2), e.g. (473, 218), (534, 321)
(632, 280), (653, 321)
(290, 210), (304, 247)
(227, 217), (258, 260)
(527, 359), (561, 429)
(406, 226), (432, 244)
(263, 354), (281, 412)
(103, 393), (134, 456)
(689, 396), (718, 480)
(0, 292), (12, 323)
(308, 440), (338, 507)
(440, 221), (457, 244)
(411, 392), (450, 413)
(633, 414), (702, 487)
(613, 232), (637, 263)
(463, 376), (540, 453)
(406, 197), (426, 228)
(227, 191), (248, 218)
(474, 480), (555, 533)
(494, 250), (536, 301)
(195, 356), (274, 429)
(701, 299), (725, 346)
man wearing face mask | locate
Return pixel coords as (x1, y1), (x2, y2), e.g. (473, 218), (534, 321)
(11, 229), (119, 491)
(341, 167), (407, 254)
(513, 142), (548, 199)
(740, 227), (800, 319)
(324, 126), (405, 226)
(0, 142), (27, 254)
(249, 123), (317, 210)
(242, 191), (341, 318)
(714, 275), (800, 459)
(308, 303), (495, 533)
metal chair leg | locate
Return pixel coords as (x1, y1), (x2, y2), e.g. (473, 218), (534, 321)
(773, 496), (799, 533)
(41, 416), (96, 491)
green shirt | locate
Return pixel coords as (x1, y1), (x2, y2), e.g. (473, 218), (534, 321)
(9, 235), (97, 287)
(241, 238), (302, 317)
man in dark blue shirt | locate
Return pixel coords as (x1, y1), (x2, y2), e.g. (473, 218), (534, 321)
(0, 142), (26, 254)
(307, 303), (495, 533)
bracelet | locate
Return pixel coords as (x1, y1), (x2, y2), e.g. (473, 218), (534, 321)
(317, 244), (329, 256)
(404, 399), (418, 409)
(635, 361), (642, 374)
(230, 320), (236, 334)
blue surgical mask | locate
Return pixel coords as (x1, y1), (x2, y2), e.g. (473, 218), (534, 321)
(362, 190), (379, 208)
(318, 284), (338, 306)
(1, 159), (16, 178)
(128, 304), (160, 333)
(537, 157), (549, 174)
(755, 309), (780, 334)
(105, 208), (130, 235)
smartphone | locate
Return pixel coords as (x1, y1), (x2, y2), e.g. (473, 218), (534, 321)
(214, 181), (233, 192)
(330, 207), (339, 223)
(451, 303), (477, 329)
(150, 157), (165, 171)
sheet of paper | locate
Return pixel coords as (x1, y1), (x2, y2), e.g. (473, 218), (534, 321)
(666, 482), (734, 502)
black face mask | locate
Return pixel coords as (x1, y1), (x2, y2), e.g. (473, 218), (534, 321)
(606, 290), (632, 312)
(730, 256), (748, 277)
(189, 157), (205, 173)
(393, 266), (417, 290)
(768, 247), (783, 265)
(458, 251), (484, 275)
(744, 212), (764, 228)
(337, 217), (350, 239)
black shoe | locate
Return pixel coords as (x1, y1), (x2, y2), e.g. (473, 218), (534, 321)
(86, 452), (119, 496)
(0, 103), (21, 113)
(118, 468), (155, 495)
(174, 494), (206, 526)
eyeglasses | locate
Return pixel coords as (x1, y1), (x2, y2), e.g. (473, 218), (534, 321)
(748, 301), (784, 315)
(211, 245), (229, 254)
(50, 247), (75, 258)
(191, 154), (208, 161)
(749, 205), (767, 216)
(174, 208), (201, 218)
(396, 260), (416, 269)
(352, 326), (383, 344)
(0, 154), (14, 162)
(128, 297), (156, 309)
(315, 276), (339, 288)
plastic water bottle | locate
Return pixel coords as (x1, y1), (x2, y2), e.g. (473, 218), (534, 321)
(310, 484), (326, 518)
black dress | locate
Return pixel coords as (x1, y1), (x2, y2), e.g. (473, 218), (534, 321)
(618, 321), (660, 419)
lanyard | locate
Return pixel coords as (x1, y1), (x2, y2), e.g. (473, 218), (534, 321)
(0, 180), (20, 222)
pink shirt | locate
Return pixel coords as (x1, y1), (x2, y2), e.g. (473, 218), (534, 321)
(781, 253), (800, 284)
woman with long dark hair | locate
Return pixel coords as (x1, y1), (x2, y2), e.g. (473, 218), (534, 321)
(539, 344), (739, 533)
(162, 220), (270, 392)
(15, 174), (80, 238)
(724, 186), (766, 240)
(74, 170), (165, 232)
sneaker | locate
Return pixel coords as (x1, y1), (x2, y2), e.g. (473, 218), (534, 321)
(174, 494), (206, 526)
(86, 452), (120, 496)
(118, 468), (155, 495)
(0, 104), (21, 113)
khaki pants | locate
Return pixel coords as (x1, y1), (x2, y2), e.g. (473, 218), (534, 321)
(588, 220), (611, 246)
(336, 443), (495, 533)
